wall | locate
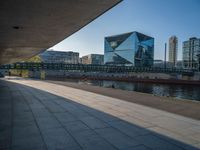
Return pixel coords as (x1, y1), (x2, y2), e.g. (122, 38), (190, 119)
(19, 70), (200, 82)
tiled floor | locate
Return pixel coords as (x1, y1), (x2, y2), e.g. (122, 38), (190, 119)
(0, 77), (200, 150)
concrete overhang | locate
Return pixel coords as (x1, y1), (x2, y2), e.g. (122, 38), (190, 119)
(0, 0), (121, 64)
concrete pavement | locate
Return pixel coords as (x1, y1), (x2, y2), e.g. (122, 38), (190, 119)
(1, 77), (200, 150)
(47, 79), (200, 120)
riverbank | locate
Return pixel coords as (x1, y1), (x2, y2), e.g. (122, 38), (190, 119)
(45, 75), (200, 85)
(46, 79), (200, 120)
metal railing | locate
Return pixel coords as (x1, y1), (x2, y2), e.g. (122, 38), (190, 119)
(0, 62), (195, 75)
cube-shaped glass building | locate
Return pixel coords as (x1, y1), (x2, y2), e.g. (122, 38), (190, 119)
(104, 31), (154, 67)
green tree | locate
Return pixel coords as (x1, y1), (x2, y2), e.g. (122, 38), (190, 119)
(25, 55), (42, 63)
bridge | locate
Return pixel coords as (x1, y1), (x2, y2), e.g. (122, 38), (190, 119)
(0, 0), (121, 64)
(0, 62), (195, 75)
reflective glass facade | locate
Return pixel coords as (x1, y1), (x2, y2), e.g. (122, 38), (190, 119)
(81, 54), (104, 65)
(39, 50), (79, 64)
(104, 32), (154, 67)
(183, 37), (200, 69)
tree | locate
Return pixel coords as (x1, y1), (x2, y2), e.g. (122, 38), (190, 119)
(25, 55), (42, 63)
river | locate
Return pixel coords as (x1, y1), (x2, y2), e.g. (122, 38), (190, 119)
(56, 79), (200, 101)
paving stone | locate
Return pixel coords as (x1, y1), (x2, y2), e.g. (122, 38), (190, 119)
(54, 112), (78, 124)
(13, 105), (31, 117)
(13, 112), (35, 127)
(72, 129), (116, 150)
(120, 115), (155, 128)
(184, 145), (200, 150)
(59, 101), (79, 111)
(12, 124), (40, 139)
(95, 127), (140, 149)
(80, 116), (110, 129)
(108, 120), (150, 138)
(12, 135), (45, 150)
(189, 133), (200, 143)
(120, 145), (151, 150)
(50, 97), (70, 105)
(35, 116), (61, 131)
(31, 108), (52, 118)
(67, 109), (91, 118)
(0, 137), (11, 150)
(41, 100), (66, 113)
(136, 134), (183, 150)
(149, 126), (199, 146)
(12, 147), (46, 150)
(152, 116), (193, 130)
(0, 127), (11, 150)
(41, 127), (81, 150)
(0, 127), (11, 142)
(0, 117), (12, 128)
(87, 109), (121, 123)
(64, 120), (90, 133)
(29, 103), (46, 109)
(24, 96), (41, 105)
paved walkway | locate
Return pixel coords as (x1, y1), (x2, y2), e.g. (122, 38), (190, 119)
(47, 80), (200, 120)
(1, 77), (200, 150)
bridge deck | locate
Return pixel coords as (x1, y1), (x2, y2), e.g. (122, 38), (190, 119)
(1, 77), (200, 150)
(0, 63), (195, 74)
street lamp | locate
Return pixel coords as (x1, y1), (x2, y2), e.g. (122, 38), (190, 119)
(197, 54), (200, 72)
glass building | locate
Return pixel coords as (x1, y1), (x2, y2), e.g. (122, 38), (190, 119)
(81, 54), (104, 65)
(104, 31), (154, 67)
(39, 50), (79, 64)
(183, 37), (200, 69)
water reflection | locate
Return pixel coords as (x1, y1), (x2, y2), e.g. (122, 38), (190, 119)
(77, 80), (200, 101)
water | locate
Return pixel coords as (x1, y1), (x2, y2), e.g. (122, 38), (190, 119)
(63, 79), (200, 101)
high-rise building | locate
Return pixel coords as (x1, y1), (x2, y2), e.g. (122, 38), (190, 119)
(168, 36), (178, 67)
(183, 37), (200, 69)
(154, 59), (164, 68)
(39, 50), (79, 64)
(81, 54), (104, 65)
(197, 54), (200, 71)
(104, 31), (154, 67)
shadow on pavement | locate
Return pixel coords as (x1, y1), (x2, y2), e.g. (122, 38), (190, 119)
(0, 79), (199, 150)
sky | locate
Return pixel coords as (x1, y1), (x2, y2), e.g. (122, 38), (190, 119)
(51, 0), (200, 61)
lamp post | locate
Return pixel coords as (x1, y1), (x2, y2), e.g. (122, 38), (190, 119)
(197, 54), (200, 72)
(164, 43), (167, 69)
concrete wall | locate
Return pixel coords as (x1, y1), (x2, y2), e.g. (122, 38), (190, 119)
(20, 70), (200, 81)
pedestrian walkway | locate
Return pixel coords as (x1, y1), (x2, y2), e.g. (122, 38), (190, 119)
(1, 77), (200, 150)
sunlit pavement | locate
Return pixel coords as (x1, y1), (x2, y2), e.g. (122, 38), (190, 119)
(1, 77), (200, 150)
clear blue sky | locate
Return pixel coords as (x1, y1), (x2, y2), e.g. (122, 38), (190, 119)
(51, 0), (200, 60)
